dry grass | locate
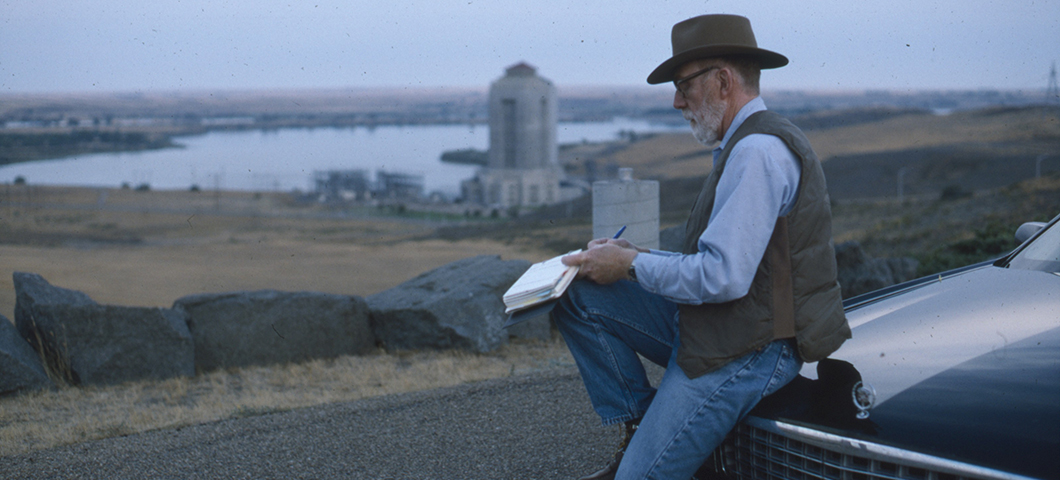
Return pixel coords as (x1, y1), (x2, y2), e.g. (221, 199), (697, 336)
(561, 106), (1060, 182)
(805, 107), (1060, 161)
(0, 338), (575, 457)
(0, 238), (550, 322)
(586, 133), (713, 180)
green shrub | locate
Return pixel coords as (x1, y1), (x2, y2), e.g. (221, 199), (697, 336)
(915, 220), (1021, 276)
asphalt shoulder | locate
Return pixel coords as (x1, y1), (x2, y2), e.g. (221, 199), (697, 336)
(1, 368), (616, 480)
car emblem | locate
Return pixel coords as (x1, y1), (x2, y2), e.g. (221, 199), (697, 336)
(852, 381), (877, 419)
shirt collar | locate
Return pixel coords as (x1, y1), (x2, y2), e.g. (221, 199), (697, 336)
(715, 96), (767, 154)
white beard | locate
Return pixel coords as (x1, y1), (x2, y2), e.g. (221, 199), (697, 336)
(684, 96), (726, 146)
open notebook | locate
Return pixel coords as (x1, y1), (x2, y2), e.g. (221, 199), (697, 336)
(502, 249), (581, 315)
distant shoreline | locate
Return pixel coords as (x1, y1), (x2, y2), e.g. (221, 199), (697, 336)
(2, 87), (1053, 166)
(0, 129), (183, 166)
(0, 118), (494, 166)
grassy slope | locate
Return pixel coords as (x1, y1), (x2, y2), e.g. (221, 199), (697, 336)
(546, 105), (1060, 262)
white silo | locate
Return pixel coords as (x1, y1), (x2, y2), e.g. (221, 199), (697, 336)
(488, 62), (558, 170)
(472, 62), (563, 209)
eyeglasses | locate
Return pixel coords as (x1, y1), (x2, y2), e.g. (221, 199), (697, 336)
(673, 66), (719, 97)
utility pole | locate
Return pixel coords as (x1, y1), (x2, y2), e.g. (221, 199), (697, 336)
(214, 173), (222, 211)
(1048, 62), (1059, 104)
(897, 166), (910, 202)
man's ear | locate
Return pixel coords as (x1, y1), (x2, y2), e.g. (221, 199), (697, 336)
(716, 67), (734, 98)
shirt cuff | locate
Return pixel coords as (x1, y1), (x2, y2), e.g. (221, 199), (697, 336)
(632, 252), (665, 293)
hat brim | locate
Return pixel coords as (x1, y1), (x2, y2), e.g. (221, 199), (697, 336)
(646, 45), (788, 85)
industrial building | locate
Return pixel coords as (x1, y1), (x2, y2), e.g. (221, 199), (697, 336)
(462, 62), (566, 210)
(313, 169), (423, 203)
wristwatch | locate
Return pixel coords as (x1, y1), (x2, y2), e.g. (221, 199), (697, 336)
(627, 262), (638, 282)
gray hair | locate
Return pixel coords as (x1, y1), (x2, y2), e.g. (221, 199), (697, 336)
(719, 55), (762, 95)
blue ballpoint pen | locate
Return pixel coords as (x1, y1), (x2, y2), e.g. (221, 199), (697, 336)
(613, 226), (627, 239)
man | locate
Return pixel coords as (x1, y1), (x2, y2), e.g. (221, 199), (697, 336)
(554, 14), (851, 480)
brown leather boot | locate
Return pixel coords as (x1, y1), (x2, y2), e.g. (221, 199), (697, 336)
(578, 419), (640, 480)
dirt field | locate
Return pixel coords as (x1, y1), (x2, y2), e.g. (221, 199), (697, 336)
(0, 187), (557, 321)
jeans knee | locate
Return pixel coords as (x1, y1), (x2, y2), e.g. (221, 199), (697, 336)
(555, 280), (594, 316)
(552, 284), (588, 328)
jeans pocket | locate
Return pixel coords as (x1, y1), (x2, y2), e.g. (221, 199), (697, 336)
(762, 341), (801, 398)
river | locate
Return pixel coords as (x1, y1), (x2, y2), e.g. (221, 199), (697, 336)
(0, 118), (685, 196)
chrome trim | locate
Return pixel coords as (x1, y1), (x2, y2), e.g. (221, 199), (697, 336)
(840, 261), (991, 312)
(735, 416), (1037, 480)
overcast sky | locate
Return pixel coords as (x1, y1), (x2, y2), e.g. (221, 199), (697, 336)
(2, 0), (1058, 94)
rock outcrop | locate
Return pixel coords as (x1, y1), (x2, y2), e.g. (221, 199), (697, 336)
(7, 253), (553, 390)
(13, 272), (194, 386)
(367, 255), (532, 353)
(0, 313), (53, 395)
(174, 290), (374, 372)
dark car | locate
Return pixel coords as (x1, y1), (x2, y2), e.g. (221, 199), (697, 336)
(701, 214), (1060, 480)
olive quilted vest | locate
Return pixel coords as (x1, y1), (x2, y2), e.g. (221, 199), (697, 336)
(677, 110), (850, 378)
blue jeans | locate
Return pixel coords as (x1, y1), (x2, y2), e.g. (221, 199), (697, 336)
(553, 279), (803, 480)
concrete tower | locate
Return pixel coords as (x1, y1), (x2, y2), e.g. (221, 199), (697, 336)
(488, 62), (558, 169)
(462, 62), (563, 210)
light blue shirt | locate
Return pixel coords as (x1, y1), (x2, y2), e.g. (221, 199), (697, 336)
(634, 97), (802, 304)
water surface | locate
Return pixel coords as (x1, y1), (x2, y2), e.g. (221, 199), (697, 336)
(0, 118), (685, 195)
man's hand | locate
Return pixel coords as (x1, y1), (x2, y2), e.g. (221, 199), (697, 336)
(562, 239), (640, 285)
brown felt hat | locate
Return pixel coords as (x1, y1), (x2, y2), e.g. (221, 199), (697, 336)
(647, 14), (788, 85)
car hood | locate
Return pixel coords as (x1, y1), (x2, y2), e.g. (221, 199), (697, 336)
(826, 265), (1059, 405)
(756, 265), (1060, 479)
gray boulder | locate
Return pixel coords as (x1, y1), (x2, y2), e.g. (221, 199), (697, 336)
(835, 241), (919, 298)
(13, 272), (194, 386)
(367, 255), (532, 353)
(14, 272), (96, 342)
(0, 314), (53, 395)
(174, 290), (374, 372)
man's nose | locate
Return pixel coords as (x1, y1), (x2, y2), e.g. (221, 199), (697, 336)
(673, 90), (687, 110)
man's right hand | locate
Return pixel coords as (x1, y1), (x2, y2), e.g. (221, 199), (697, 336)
(562, 241), (641, 285)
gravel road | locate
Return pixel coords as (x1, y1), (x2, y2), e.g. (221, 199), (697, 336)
(1, 368), (620, 479)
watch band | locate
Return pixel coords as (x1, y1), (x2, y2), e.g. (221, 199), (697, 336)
(628, 262), (638, 282)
